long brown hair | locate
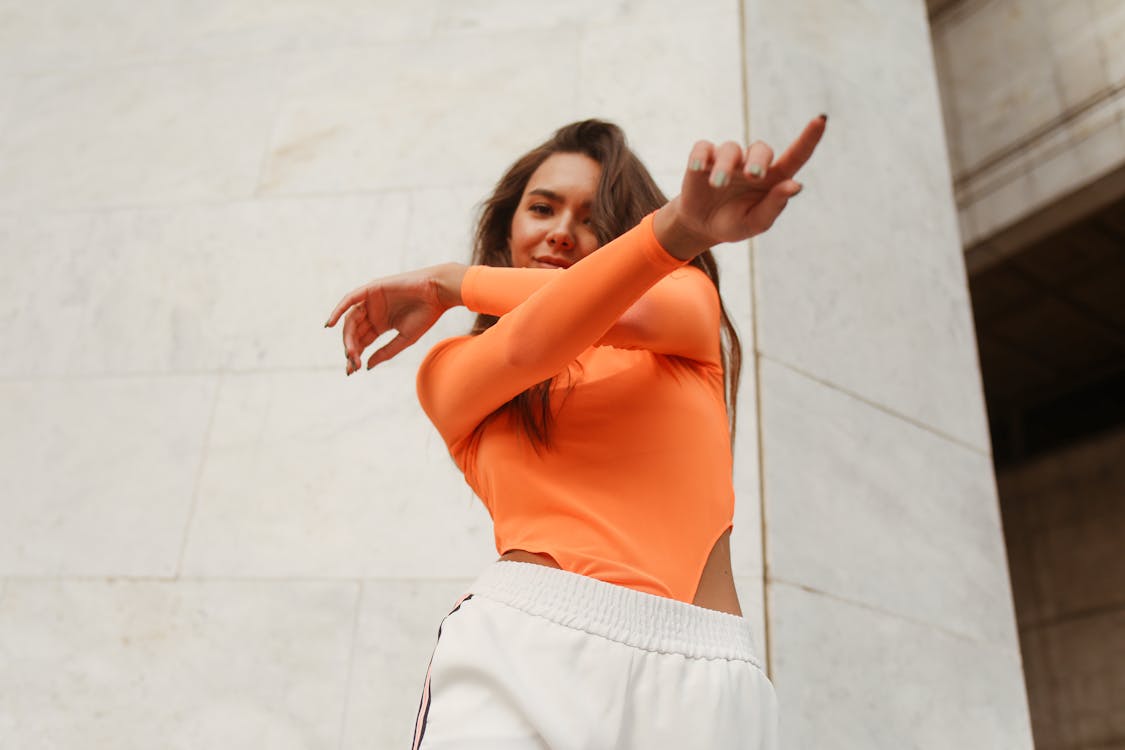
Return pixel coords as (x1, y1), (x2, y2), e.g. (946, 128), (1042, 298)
(468, 119), (743, 454)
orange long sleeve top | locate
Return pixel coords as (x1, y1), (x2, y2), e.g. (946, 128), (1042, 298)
(415, 211), (735, 603)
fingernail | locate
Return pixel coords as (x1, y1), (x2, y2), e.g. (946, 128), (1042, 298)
(711, 170), (727, 188)
(818, 113), (828, 122)
(748, 164), (763, 178)
(690, 159), (703, 171)
(324, 320), (331, 328)
(792, 183), (804, 196)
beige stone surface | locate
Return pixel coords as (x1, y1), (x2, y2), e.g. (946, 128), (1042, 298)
(0, 377), (216, 577)
(179, 366), (496, 579)
(759, 358), (1017, 646)
(1097, 0), (1125, 84)
(0, 211), (96, 378)
(2, 195), (411, 378)
(744, 1), (1031, 747)
(972, 161), (1037, 240)
(576, 8), (744, 175)
(0, 59), (287, 212)
(746, 0), (991, 450)
(932, 0), (1125, 249)
(0, 579), (356, 749)
(260, 35), (582, 196)
(770, 582), (1035, 750)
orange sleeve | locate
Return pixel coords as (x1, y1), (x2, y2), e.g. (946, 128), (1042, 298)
(461, 261), (722, 365)
(416, 212), (700, 449)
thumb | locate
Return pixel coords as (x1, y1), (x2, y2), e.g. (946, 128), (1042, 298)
(366, 332), (413, 370)
(745, 180), (803, 235)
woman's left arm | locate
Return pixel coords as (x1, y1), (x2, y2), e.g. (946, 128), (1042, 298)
(327, 114), (827, 375)
(453, 263), (722, 366)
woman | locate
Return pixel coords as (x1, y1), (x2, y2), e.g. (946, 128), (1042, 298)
(326, 116), (825, 749)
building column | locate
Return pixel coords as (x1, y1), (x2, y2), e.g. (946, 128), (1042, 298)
(742, 1), (1035, 746)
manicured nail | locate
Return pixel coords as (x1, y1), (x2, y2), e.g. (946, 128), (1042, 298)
(792, 183), (804, 196)
(690, 159), (703, 171)
(748, 164), (763, 178)
(818, 113), (828, 122)
(711, 170), (727, 188)
(324, 320), (331, 328)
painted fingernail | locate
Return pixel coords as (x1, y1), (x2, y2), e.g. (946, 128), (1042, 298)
(748, 164), (763, 178)
(818, 113), (828, 122)
(690, 159), (703, 171)
(711, 170), (728, 188)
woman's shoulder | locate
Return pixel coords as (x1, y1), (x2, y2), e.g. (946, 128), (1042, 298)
(660, 263), (719, 300)
(418, 334), (474, 370)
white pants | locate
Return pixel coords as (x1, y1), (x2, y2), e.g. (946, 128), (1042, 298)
(411, 560), (780, 749)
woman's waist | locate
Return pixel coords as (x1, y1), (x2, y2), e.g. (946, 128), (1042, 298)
(464, 557), (760, 664)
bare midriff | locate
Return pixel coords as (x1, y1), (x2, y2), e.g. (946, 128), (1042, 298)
(497, 527), (743, 617)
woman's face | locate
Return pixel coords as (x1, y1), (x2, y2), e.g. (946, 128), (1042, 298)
(508, 152), (602, 270)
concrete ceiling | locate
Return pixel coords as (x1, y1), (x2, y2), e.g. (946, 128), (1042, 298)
(968, 194), (1125, 466)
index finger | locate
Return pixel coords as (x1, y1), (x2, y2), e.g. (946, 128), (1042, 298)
(770, 114), (827, 180)
(324, 288), (364, 328)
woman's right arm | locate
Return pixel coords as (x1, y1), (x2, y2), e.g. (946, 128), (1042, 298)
(440, 260), (724, 365)
(416, 210), (698, 450)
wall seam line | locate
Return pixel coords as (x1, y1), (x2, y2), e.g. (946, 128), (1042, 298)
(737, 0), (773, 680)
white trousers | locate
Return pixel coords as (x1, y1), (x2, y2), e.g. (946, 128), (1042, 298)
(411, 560), (780, 750)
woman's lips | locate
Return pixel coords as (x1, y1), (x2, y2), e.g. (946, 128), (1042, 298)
(534, 257), (570, 269)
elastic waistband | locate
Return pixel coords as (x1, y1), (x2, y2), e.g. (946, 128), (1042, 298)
(464, 560), (762, 666)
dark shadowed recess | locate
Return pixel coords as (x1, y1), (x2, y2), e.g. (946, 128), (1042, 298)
(968, 193), (1125, 468)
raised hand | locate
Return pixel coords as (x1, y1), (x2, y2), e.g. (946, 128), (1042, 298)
(668, 114), (827, 248)
(324, 265), (455, 375)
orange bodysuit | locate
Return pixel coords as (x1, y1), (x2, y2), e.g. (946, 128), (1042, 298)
(415, 211), (735, 603)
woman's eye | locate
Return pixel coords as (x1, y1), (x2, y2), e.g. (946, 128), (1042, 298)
(530, 204), (551, 215)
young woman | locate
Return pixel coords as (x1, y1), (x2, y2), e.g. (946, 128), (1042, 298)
(326, 116), (826, 749)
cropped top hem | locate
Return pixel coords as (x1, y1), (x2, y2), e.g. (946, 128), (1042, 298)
(500, 518), (736, 604)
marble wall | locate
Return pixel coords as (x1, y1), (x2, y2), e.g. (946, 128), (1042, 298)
(745, 0), (1032, 747)
(931, 0), (1125, 270)
(0, 1), (1031, 748)
(0, 2), (754, 748)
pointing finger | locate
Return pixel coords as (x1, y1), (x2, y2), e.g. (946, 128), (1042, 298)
(771, 114), (827, 180)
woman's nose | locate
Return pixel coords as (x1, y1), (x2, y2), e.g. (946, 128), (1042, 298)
(546, 224), (575, 251)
